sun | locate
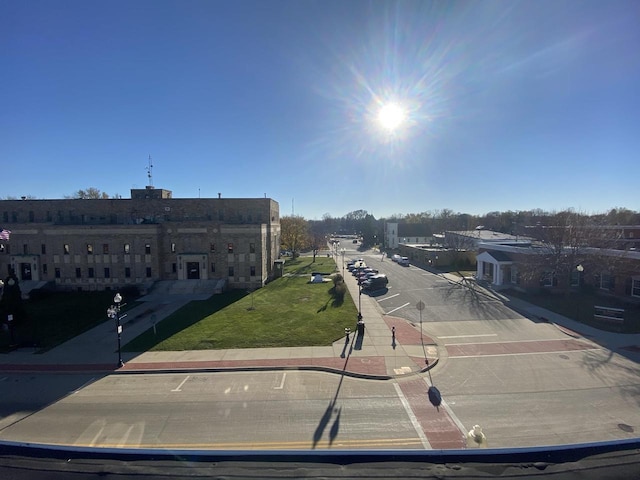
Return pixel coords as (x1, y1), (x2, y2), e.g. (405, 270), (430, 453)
(377, 102), (406, 132)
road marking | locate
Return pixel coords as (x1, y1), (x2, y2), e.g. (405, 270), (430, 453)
(448, 348), (601, 359)
(377, 293), (400, 302)
(439, 400), (467, 438)
(439, 334), (497, 339)
(171, 375), (191, 392)
(445, 338), (585, 346)
(274, 372), (286, 389)
(385, 302), (410, 315)
(393, 383), (431, 449)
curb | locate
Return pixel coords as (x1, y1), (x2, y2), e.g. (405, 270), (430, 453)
(0, 357), (440, 381)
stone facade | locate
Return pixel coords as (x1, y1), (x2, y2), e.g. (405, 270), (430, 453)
(0, 188), (280, 291)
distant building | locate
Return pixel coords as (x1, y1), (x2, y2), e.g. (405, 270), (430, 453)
(384, 222), (432, 249)
(0, 187), (280, 292)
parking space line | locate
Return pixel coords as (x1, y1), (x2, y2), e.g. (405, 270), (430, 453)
(171, 375), (190, 392)
(377, 293), (399, 302)
(385, 302), (410, 315)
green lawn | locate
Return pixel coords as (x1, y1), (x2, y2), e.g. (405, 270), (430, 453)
(123, 256), (358, 351)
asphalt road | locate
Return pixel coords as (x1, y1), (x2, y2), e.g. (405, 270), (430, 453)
(0, 371), (432, 450)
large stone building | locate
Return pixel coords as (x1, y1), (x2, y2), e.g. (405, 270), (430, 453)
(0, 187), (280, 292)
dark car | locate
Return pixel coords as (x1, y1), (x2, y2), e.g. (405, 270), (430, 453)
(362, 274), (388, 290)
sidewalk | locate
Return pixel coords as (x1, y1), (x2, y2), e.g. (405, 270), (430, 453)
(1, 266), (638, 377)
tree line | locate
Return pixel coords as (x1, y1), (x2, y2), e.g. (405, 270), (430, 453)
(280, 207), (640, 255)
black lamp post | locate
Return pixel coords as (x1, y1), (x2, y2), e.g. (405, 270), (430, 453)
(575, 265), (584, 320)
(107, 293), (125, 368)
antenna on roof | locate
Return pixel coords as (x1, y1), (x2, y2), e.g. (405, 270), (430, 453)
(146, 155), (154, 187)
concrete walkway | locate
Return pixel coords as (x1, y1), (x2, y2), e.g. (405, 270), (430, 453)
(1, 266), (639, 378)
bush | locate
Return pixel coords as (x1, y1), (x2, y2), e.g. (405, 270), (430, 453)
(333, 280), (347, 302)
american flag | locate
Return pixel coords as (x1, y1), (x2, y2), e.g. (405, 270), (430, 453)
(0, 229), (11, 241)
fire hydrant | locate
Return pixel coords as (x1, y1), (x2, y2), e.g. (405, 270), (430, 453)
(466, 425), (487, 448)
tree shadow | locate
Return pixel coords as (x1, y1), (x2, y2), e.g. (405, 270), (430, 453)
(580, 348), (640, 407)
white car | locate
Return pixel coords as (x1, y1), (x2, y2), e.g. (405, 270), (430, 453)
(391, 254), (401, 262)
(398, 257), (410, 266)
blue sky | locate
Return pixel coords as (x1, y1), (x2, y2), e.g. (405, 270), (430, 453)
(2, 0), (639, 220)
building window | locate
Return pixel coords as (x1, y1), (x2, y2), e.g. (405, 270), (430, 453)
(146, 267), (152, 277)
(124, 243), (130, 254)
(228, 243), (233, 253)
(41, 244), (46, 254)
(228, 266), (234, 277)
(249, 243), (255, 254)
(145, 244), (151, 254)
(0, 244), (4, 253)
(87, 244), (93, 254)
(103, 243), (109, 254)
(600, 273), (614, 290)
(29, 211), (35, 222)
(55, 268), (61, 278)
(210, 243), (215, 252)
(2, 212), (7, 223)
(88, 268), (94, 278)
(632, 278), (640, 298)
(125, 267), (131, 278)
(104, 267), (110, 278)
(172, 263), (176, 273)
(63, 244), (70, 254)
(23, 244), (28, 254)
(250, 266), (256, 276)
(211, 262), (215, 272)
(570, 269), (581, 287)
(171, 243), (176, 253)
(75, 268), (82, 278)
(42, 264), (47, 274)
(541, 272), (553, 287)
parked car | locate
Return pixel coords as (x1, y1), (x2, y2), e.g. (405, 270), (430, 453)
(391, 254), (401, 262)
(362, 274), (388, 290)
(398, 256), (410, 266)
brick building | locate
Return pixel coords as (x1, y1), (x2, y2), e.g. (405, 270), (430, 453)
(0, 187), (280, 292)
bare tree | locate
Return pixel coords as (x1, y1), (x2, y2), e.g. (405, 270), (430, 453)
(65, 187), (109, 199)
(519, 210), (610, 292)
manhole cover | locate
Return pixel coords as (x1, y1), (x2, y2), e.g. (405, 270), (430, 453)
(558, 354), (570, 360)
(618, 423), (634, 433)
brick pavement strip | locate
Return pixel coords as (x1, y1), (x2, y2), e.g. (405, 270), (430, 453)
(398, 378), (466, 449)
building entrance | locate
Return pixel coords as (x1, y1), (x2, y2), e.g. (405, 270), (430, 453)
(186, 261), (200, 279)
(20, 262), (32, 281)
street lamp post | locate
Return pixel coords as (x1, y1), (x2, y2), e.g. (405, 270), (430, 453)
(575, 264), (584, 320)
(107, 293), (125, 368)
(340, 248), (346, 277)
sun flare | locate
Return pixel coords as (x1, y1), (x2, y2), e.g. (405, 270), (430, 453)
(377, 102), (406, 132)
